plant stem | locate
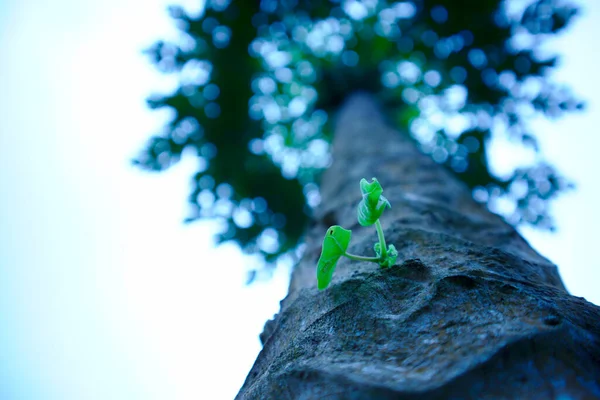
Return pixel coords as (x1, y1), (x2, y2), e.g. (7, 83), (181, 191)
(375, 219), (387, 259)
(344, 252), (381, 263)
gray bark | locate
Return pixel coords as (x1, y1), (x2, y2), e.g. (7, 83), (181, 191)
(236, 93), (600, 399)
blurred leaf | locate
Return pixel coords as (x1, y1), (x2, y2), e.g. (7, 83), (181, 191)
(137, 0), (583, 268)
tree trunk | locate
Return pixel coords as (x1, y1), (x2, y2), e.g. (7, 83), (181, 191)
(236, 93), (600, 399)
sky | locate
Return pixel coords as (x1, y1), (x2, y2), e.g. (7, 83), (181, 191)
(0, 0), (599, 399)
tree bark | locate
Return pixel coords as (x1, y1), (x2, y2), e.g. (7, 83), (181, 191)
(236, 93), (600, 399)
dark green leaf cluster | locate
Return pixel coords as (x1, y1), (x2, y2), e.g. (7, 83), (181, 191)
(136, 0), (582, 266)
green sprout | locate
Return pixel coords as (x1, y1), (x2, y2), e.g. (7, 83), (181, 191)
(316, 178), (398, 290)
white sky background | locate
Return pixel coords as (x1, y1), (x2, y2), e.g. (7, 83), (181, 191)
(0, 0), (599, 399)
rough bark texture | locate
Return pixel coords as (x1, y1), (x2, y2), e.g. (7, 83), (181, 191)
(237, 93), (600, 399)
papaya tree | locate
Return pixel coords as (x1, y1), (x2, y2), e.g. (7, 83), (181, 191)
(136, 0), (600, 397)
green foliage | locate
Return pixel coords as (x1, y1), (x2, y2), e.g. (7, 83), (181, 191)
(317, 177), (396, 289)
(137, 0), (583, 269)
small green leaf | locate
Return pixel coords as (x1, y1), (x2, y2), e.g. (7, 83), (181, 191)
(381, 244), (398, 268)
(357, 177), (391, 226)
(374, 243), (398, 268)
(374, 242), (382, 259)
(316, 225), (352, 290)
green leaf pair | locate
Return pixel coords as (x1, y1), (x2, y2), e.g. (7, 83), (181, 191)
(316, 178), (398, 290)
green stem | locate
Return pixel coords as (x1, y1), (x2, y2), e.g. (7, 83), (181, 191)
(375, 219), (387, 259)
(343, 252), (381, 263)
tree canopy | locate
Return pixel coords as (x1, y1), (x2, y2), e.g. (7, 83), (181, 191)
(135, 0), (582, 271)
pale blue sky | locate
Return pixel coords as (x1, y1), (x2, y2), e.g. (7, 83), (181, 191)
(0, 0), (599, 399)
